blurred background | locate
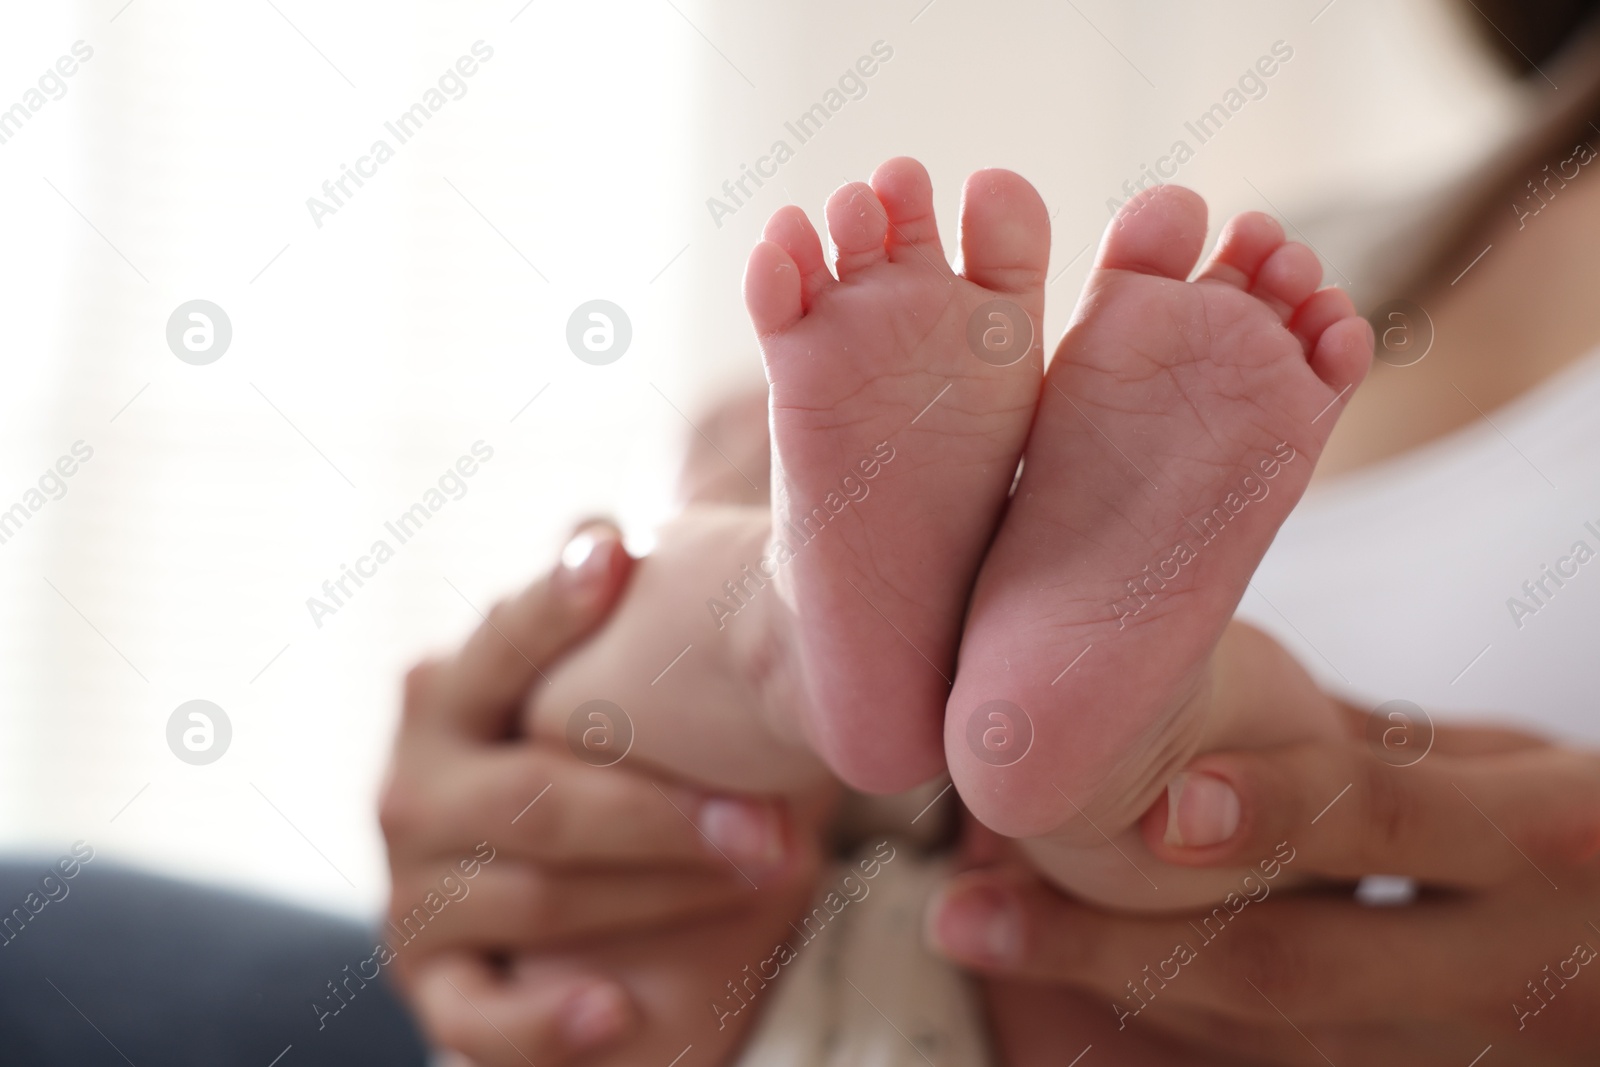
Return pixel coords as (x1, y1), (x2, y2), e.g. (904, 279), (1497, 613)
(0, 0), (1532, 917)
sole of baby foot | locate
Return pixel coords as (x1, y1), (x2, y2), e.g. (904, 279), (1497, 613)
(945, 184), (1372, 842)
(744, 156), (1051, 793)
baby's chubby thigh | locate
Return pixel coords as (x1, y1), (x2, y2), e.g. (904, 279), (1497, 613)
(525, 506), (829, 795)
(1191, 620), (1344, 758)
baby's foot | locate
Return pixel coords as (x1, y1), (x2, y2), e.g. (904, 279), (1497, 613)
(945, 186), (1371, 880)
(744, 157), (1050, 793)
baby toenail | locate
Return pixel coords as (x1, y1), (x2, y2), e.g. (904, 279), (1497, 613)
(1164, 772), (1241, 848)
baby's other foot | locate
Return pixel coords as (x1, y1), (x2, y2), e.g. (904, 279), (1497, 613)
(744, 157), (1050, 792)
(946, 186), (1371, 900)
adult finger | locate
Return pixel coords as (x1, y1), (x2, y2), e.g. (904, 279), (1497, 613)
(405, 522), (633, 740)
(391, 864), (756, 950)
(925, 868), (1485, 1026)
(1139, 740), (1600, 886)
(410, 952), (635, 1066)
(1334, 698), (1552, 755)
(383, 744), (793, 872)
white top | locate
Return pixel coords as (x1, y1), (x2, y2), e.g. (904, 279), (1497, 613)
(1238, 345), (1600, 746)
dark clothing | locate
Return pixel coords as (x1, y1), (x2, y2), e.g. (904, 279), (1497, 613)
(0, 862), (427, 1066)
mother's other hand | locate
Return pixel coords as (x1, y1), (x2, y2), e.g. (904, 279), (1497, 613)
(929, 720), (1600, 1065)
(382, 524), (796, 1064)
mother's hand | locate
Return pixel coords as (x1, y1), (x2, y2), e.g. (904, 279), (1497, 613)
(928, 719), (1600, 1065)
(381, 524), (798, 1064)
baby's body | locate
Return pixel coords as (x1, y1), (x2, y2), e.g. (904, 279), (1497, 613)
(525, 159), (1372, 1055)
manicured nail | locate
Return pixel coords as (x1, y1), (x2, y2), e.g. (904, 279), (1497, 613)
(697, 797), (786, 874)
(555, 527), (616, 604)
(561, 982), (630, 1050)
(927, 882), (1021, 966)
(1164, 772), (1240, 848)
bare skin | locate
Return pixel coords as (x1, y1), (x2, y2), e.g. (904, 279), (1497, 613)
(525, 162), (1373, 915)
(955, 122), (1600, 1067)
(393, 133), (1600, 1067)
(383, 526), (838, 1067)
(946, 185), (1372, 911)
(527, 158), (1058, 796)
(1319, 131), (1600, 479)
(748, 157), (1051, 793)
(950, 716), (1600, 1066)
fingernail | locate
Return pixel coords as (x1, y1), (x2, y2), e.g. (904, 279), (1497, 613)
(561, 982), (630, 1050)
(927, 882), (1021, 966)
(555, 527), (616, 604)
(1164, 772), (1240, 848)
(698, 798), (786, 874)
